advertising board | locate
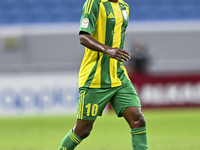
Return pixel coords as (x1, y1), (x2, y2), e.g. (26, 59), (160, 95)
(0, 73), (79, 116)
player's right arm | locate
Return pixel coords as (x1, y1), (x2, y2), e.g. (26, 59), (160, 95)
(79, 32), (131, 62)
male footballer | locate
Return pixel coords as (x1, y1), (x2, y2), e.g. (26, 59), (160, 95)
(58, 0), (148, 149)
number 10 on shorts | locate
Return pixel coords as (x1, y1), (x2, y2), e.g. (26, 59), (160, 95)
(86, 103), (98, 116)
(77, 91), (99, 119)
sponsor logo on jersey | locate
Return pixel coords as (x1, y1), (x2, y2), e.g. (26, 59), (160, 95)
(81, 18), (89, 28)
(122, 10), (128, 20)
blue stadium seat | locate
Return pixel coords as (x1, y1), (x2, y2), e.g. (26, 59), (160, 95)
(130, 6), (153, 21)
(176, 5), (200, 20)
(0, 11), (5, 24)
(0, 0), (200, 24)
(46, 8), (68, 23)
(23, 8), (43, 23)
(2, 9), (24, 24)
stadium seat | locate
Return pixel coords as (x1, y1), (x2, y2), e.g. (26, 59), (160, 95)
(0, 0), (200, 24)
(2, 8), (24, 24)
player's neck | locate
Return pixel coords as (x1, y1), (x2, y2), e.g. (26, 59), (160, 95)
(108, 0), (118, 3)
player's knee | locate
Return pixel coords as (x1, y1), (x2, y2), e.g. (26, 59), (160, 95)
(123, 107), (146, 128)
(138, 113), (146, 127)
(131, 112), (146, 128)
(81, 127), (92, 139)
(74, 124), (93, 139)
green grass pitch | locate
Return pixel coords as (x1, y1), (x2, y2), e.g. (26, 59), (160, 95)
(0, 108), (200, 150)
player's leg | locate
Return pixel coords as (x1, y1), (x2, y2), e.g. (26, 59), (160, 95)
(110, 81), (148, 150)
(122, 106), (148, 150)
(58, 119), (94, 150)
(58, 87), (114, 150)
(73, 119), (94, 139)
(122, 106), (146, 128)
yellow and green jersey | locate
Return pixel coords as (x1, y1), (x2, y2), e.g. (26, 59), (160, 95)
(79, 0), (130, 88)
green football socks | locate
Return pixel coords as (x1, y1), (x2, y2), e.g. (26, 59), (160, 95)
(58, 129), (83, 150)
(58, 127), (147, 150)
(131, 127), (148, 150)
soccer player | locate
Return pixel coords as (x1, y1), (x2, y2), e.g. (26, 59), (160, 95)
(58, 0), (148, 149)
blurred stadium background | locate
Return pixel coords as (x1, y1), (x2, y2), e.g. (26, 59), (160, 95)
(0, 0), (200, 149)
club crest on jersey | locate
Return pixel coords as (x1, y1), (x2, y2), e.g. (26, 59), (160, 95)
(122, 10), (128, 20)
(81, 18), (89, 28)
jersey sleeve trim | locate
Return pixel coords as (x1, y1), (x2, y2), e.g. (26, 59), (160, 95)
(84, 0), (95, 14)
(80, 0), (100, 35)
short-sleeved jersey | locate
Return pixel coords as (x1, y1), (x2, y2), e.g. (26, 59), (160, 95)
(79, 0), (130, 88)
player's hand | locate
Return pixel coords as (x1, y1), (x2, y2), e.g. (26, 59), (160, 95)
(105, 47), (131, 62)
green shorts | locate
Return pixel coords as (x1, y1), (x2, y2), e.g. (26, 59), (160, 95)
(77, 81), (141, 121)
